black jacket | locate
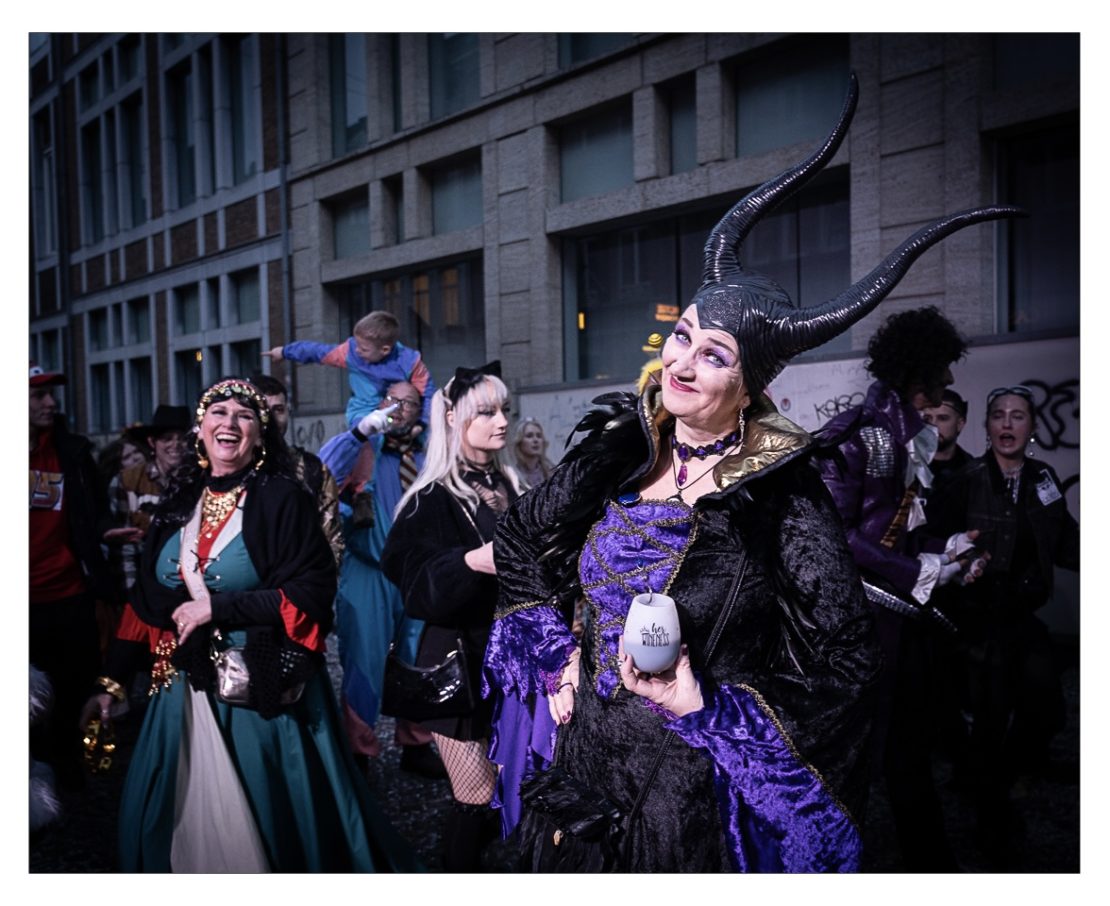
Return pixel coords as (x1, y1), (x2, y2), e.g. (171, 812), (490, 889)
(47, 416), (113, 601)
(930, 453), (1078, 613)
(382, 480), (508, 739)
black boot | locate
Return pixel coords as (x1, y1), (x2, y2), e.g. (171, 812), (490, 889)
(441, 801), (498, 872)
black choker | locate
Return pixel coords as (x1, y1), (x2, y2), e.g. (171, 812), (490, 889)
(671, 419), (746, 488)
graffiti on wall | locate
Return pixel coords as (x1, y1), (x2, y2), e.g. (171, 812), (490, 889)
(293, 419), (326, 451)
(811, 391), (866, 424)
(1021, 378), (1079, 451)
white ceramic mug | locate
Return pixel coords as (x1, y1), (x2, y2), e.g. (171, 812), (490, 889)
(623, 592), (681, 674)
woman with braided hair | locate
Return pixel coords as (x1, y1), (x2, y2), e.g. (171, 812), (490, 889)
(82, 377), (418, 872)
(382, 362), (525, 871)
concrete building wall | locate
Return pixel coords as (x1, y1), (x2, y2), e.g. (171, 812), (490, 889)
(281, 32), (1078, 423)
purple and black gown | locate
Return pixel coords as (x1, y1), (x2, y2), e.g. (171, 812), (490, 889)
(483, 388), (880, 872)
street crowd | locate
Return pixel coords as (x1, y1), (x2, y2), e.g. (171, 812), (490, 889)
(29, 78), (1077, 874)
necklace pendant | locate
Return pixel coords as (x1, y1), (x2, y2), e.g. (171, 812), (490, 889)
(676, 462), (688, 486)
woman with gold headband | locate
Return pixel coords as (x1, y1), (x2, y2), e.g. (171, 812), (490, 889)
(82, 377), (418, 872)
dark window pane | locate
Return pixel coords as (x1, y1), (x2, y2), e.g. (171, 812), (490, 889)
(175, 284), (200, 335)
(557, 34), (633, 68)
(567, 173), (850, 381)
(666, 74), (697, 175)
(330, 34), (368, 156)
(1000, 123), (1079, 333)
(735, 36), (849, 157)
(559, 100), (633, 203)
(332, 192), (371, 258)
(994, 34), (1079, 91)
(167, 63), (196, 207)
(430, 156), (482, 234)
(428, 33), (479, 120)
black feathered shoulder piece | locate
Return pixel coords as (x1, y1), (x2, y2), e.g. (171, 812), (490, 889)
(530, 390), (657, 602)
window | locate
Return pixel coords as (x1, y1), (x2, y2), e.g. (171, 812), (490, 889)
(32, 110), (56, 256)
(994, 34), (1079, 91)
(428, 33), (479, 120)
(384, 174), (404, 244)
(126, 297), (151, 344)
(229, 269), (261, 324)
(90, 364), (111, 433)
(330, 34), (368, 156)
(557, 34), (634, 68)
(559, 100), (633, 203)
(176, 349), (204, 409)
(79, 64), (100, 113)
(88, 308), (110, 352)
(734, 35), (849, 157)
(430, 155), (482, 234)
(130, 357), (154, 421)
(997, 122), (1079, 334)
(230, 339), (261, 376)
(103, 109), (120, 235)
(336, 257), (485, 387)
(119, 35), (142, 83)
(111, 302), (124, 347)
(121, 94), (147, 227)
(81, 120), (104, 243)
(228, 35), (260, 183)
(175, 284), (201, 335)
(564, 173), (849, 381)
(331, 192), (371, 258)
(664, 74), (697, 175)
(167, 62), (197, 207)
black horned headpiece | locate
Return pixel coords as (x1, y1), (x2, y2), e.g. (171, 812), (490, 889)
(695, 71), (1022, 397)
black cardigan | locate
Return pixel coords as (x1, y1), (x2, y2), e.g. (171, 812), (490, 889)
(382, 481), (504, 738)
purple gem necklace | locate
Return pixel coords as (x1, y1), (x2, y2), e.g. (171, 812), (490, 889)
(668, 421), (746, 502)
(670, 423), (745, 487)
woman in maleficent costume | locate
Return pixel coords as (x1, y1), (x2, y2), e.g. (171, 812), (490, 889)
(482, 73), (1019, 872)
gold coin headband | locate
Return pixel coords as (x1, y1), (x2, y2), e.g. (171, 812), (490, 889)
(195, 380), (270, 426)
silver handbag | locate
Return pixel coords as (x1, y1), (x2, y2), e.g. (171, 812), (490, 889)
(211, 629), (305, 707)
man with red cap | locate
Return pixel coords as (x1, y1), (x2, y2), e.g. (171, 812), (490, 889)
(29, 363), (112, 788)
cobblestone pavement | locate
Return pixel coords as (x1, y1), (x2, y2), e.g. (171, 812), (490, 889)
(29, 637), (1079, 873)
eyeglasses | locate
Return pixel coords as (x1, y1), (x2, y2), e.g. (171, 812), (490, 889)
(384, 395), (420, 412)
(986, 385), (1034, 407)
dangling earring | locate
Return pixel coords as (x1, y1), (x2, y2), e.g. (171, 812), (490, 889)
(736, 408), (747, 448)
(253, 444), (267, 471)
(196, 438), (210, 470)
(1027, 435), (1037, 458)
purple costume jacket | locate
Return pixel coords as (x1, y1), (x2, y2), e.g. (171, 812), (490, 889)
(816, 381), (942, 600)
(483, 388), (880, 872)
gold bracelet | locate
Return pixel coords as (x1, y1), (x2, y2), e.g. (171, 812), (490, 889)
(96, 675), (126, 702)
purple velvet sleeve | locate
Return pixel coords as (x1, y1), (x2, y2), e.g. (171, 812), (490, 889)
(667, 683), (863, 873)
(481, 603), (577, 699)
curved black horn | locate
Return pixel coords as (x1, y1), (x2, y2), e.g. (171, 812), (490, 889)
(776, 205), (1026, 359)
(701, 71), (859, 286)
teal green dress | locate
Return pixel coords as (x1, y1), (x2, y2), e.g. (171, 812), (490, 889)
(118, 526), (421, 872)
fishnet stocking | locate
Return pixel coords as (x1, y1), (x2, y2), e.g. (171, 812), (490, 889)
(431, 733), (496, 805)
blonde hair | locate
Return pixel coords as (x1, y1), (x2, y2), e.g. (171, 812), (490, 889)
(512, 417), (555, 480)
(395, 375), (524, 518)
(353, 310), (400, 345)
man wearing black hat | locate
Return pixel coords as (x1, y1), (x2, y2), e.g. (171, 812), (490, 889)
(103, 404), (191, 597)
(29, 363), (112, 788)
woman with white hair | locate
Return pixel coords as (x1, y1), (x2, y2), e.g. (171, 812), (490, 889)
(382, 361), (523, 871)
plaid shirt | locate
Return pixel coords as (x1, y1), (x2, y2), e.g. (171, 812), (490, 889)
(108, 461), (171, 594)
